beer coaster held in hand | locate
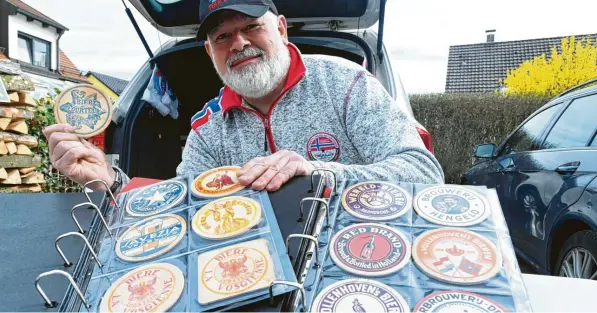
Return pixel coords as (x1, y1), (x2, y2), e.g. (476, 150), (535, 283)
(53, 84), (113, 138)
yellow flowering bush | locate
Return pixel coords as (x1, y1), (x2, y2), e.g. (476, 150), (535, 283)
(502, 36), (597, 96)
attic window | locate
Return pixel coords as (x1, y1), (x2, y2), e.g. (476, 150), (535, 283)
(17, 32), (50, 69)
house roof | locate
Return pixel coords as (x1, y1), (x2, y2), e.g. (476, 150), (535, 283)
(58, 49), (89, 83)
(6, 0), (68, 31)
(86, 71), (129, 96)
(445, 33), (597, 93)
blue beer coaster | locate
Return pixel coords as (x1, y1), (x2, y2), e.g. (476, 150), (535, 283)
(413, 290), (508, 312)
(115, 213), (187, 262)
(341, 181), (411, 221)
(126, 180), (187, 217)
(329, 223), (411, 277)
(414, 185), (490, 227)
(310, 279), (410, 313)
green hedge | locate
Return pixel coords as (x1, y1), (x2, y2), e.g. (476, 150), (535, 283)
(410, 93), (552, 184)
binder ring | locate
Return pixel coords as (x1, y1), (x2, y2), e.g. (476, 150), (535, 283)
(55, 232), (102, 268)
(310, 168), (337, 196)
(299, 197), (329, 228)
(71, 202), (112, 237)
(269, 280), (306, 310)
(84, 179), (120, 210)
(35, 269), (90, 308)
(286, 234), (319, 267)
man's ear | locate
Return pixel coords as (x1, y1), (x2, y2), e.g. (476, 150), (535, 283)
(277, 15), (288, 43)
(205, 39), (213, 57)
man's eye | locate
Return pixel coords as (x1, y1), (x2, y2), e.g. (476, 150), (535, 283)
(216, 33), (230, 41)
(244, 24), (259, 31)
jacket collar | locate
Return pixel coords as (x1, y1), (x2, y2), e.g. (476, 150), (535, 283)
(220, 42), (307, 113)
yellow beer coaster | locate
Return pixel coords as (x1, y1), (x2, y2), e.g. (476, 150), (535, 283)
(192, 196), (262, 240)
(99, 262), (184, 313)
(53, 84), (113, 138)
(197, 238), (276, 305)
(192, 166), (245, 198)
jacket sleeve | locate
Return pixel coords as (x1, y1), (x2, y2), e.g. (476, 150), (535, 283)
(175, 129), (220, 177)
(309, 71), (445, 184)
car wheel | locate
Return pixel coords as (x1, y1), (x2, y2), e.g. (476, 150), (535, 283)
(555, 230), (597, 280)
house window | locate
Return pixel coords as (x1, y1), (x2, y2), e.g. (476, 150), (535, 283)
(17, 33), (51, 69)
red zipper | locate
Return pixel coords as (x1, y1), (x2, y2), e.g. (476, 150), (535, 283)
(236, 107), (276, 152)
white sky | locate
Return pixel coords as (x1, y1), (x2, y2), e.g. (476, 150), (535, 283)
(22, 0), (597, 94)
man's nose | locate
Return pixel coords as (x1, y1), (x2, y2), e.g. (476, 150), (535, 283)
(230, 32), (250, 52)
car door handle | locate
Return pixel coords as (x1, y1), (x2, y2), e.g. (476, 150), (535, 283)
(555, 162), (580, 175)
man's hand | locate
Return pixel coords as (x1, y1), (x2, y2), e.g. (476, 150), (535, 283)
(43, 124), (115, 191)
(237, 150), (314, 192)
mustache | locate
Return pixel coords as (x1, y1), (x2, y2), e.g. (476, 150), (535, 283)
(226, 47), (265, 68)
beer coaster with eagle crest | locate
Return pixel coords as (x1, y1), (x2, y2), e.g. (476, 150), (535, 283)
(414, 185), (490, 227)
(99, 262), (185, 313)
(191, 196), (262, 240)
(115, 213), (186, 262)
(341, 181), (412, 221)
(125, 180), (187, 217)
(192, 166), (245, 198)
(310, 278), (410, 313)
(329, 223), (411, 277)
(53, 84), (113, 138)
(412, 228), (502, 285)
(413, 290), (509, 313)
(197, 238), (275, 305)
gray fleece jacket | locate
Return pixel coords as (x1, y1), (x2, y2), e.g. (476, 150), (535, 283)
(172, 43), (444, 185)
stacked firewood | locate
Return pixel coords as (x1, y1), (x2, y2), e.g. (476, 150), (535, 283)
(0, 62), (44, 192)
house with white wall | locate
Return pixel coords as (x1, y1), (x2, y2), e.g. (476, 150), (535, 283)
(0, 0), (89, 98)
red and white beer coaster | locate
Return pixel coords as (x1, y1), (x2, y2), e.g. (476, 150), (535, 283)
(191, 196), (262, 240)
(412, 228), (502, 285)
(197, 238), (275, 305)
(192, 166), (245, 198)
(99, 262), (184, 313)
(413, 290), (508, 312)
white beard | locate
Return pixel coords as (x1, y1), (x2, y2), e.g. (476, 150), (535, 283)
(215, 38), (291, 99)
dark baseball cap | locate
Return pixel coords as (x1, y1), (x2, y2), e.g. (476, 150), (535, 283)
(197, 0), (279, 40)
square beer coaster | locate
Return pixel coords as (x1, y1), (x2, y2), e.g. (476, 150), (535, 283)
(197, 238), (276, 305)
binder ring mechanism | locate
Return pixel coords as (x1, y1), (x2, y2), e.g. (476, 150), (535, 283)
(286, 234), (320, 268)
(35, 270), (91, 309)
(269, 281), (306, 311)
(299, 197), (329, 229)
(71, 202), (112, 237)
(310, 168), (337, 196)
(84, 179), (120, 210)
(55, 232), (103, 268)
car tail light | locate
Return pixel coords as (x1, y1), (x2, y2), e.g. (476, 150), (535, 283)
(416, 127), (434, 154)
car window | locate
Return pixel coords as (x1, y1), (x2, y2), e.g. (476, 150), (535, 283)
(501, 104), (562, 155)
(543, 94), (597, 149)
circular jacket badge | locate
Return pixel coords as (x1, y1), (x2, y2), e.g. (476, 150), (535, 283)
(414, 185), (490, 227)
(310, 279), (410, 313)
(329, 223), (411, 277)
(116, 213), (186, 262)
(126, 180), (187, 217)
(53, 84), (113, 138)
(192, 196), (262, 239)
(412, 228), (502, 285)
(197, 238), (275, 305)
(306, 132), (340, 162)
(192, 166), (245, 198)
(414, 290), (508, 312)
(99, 262), (184, 313)
(341, 181), (412, 221)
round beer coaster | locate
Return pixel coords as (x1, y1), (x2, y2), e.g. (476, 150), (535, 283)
(413, 290), (508, 312)
(329, 223), (411, 277)
(192, 166), (245, 198)
(414, 185), (490, 227)
(126, 180), (187, 217)
(197, 238), (275, 305)
(99, 262), (184, 313)
(53, 84), (113, 138)
(192, 196), (262, 240)
(115, 213), (186, 262)
(412, 228), (502, 285)
(310, 278), (410, 313)
(341, 181), (412, 221)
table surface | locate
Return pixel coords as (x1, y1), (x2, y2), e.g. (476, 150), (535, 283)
(523, 273), (597, 312)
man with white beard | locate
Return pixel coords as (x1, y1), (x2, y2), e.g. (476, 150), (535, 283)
(43, 0), (444, 194)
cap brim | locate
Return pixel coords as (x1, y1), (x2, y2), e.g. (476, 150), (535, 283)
(197, 4), (270, 40)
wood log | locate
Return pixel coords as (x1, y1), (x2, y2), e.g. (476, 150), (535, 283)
(0, 106), (35, 119)
(21, 172), (44, 184)
(16, 144), (32, 155)
(0, 169), (21, 184)
(18, 92), (36, 106)
(0, 117), (9, 130)
(0, 131), (38, 147)
(8, 92), (19, 103)
(0, 184), (42, 193)
(6, 141), (16, 154)
(0, 141), (7, 155)
(0, 154), (42, 168)
(0, 168), (7, 180)
(6, 119), (27, 134)
(19, 167), (35, 175)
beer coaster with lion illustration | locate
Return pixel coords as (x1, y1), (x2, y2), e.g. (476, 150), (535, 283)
(191, 196), (262, 240)
(197, 238), (275, 305)
(99, 262), (185, 313)
(53, 84), (113, 138)
(192, 166), (246, 198)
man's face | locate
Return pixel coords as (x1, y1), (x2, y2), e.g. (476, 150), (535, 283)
(204, 11), (291, 98)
